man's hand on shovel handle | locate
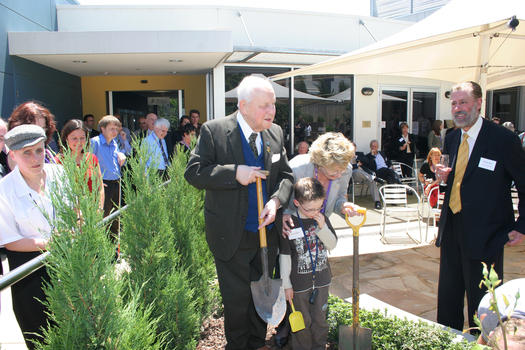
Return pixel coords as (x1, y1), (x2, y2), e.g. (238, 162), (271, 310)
(236, 165), (266, 186)
(258, 197), (281, 229)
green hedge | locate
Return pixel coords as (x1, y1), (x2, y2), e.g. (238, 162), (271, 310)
(327, 294), (474, 349)
(38, 144), (217, 349)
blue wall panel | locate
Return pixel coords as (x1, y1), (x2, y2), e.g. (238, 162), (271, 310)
(0, 0), (82, 127)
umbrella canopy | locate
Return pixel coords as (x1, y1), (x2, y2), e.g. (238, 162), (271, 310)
(225, 74), (333, 105)
(271, 0), (525, 92)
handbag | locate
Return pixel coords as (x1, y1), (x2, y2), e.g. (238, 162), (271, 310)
(426, 183), (439, 207)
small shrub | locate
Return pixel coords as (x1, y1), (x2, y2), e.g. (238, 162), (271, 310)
(327, 294), (473, 350)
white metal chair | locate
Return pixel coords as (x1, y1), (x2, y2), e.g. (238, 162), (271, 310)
(349, 177), (369, 203)
(425, 185), (444, 243)
(392, 161), (420, 193)
(379, 184), (422, 244)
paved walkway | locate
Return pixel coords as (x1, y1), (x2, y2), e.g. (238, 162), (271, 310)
(2, 209), (525, 348)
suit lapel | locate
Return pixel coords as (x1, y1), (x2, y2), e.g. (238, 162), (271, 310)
(227, 113), (245, 167)
(463, 119), (489, 181)
(261, 128), (273, 193)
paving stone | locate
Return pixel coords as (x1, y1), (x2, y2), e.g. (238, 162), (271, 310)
(415, 245), (440, 259)
(403, 258), (440, 272)
(369, 276), (407, 291)
(359, 265), (414, 281)
(371, 257), (396, 268)
(419, 309), (437, 323)
(367, 290), (436, 317)
(400, 274), (435, 293)
(329, 279), (352, 300)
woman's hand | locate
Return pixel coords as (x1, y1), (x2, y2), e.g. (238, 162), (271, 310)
(282, 213), (293, 237)
(341, 202), (362, 217)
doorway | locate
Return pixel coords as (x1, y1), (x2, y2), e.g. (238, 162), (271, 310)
(380, 86), (438, 160)
(108, 90), (184, 132)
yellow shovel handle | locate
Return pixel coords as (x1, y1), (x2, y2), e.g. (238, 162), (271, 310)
(345, 208), (367, 234)
(289, 299), (296, 313)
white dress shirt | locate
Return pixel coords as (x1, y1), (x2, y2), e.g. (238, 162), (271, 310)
(0, 164), (63, 246)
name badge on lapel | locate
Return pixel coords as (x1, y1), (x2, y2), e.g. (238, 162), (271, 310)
(272, 153), (280, 163)
(478, 157), (496, 171)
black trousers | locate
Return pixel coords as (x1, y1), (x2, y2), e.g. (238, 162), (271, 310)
(103, 180), (120, 242)
(437, 210), (504, 331)
(376, 167), (401, 184)
(214, 226), (279, 350)
(6, 250), (50, 350)
(397, 153), (415, 177)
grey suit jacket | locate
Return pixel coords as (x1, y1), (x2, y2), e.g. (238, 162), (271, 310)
(284, 154), (352, 219)
(184, 112), (294, 261)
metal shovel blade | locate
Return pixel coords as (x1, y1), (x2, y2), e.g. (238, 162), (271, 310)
(339, 325), (372, 350)
(250, 275), (286, 327)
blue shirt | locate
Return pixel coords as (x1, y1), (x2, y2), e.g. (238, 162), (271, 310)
(116, 135), (132, 156)
(91, 134), (121, 180)
(143, 133), (168, 170)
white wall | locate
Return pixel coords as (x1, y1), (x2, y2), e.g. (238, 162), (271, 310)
(57, 5), (413, 53)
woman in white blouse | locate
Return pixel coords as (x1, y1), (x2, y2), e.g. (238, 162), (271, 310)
(0, 124), (63, 350)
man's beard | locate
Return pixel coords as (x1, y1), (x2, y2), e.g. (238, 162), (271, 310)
(453, 108), (478, 128)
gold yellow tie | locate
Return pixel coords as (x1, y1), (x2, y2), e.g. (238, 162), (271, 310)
(449, 134), (469, 214)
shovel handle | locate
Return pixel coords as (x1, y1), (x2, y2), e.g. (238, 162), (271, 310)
(289, 299), (296, 313)
(256, 176), (267, 248)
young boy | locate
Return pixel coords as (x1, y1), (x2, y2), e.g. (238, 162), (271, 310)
(280, 177), (337, 349)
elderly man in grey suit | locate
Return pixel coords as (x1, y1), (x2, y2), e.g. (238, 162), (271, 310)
(185, 75), (293, 350)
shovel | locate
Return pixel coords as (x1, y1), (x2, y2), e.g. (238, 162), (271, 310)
(250, 170), (286, 327)
(289, 299), (305, 332)
(339, 208), (372, 350)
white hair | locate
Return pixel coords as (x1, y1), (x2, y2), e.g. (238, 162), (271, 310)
(154, 118), (170, 129)
(237, 75), (274, 108)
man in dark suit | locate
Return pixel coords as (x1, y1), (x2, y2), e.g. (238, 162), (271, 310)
(84, 114), (100, 138)
(435, 81), (525, 332)
(363, 140), (401, 184)
(184, 75), (293, 350)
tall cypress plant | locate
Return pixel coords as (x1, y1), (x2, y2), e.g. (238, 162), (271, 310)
(165, 145), (218, 319)
(38, 146), (164, 349)
(119, 144), (214, 349)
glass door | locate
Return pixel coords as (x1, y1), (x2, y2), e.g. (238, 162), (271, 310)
(380, 86), (438, 160)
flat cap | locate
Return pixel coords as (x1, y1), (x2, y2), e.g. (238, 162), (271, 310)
(5, 125), (46, 151)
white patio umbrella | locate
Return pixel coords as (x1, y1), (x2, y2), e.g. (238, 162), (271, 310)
(271, 0), (525, 93)
(225, 74), (333, 105)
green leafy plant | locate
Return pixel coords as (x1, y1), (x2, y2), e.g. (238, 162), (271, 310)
(470, 263), (520, 350)
(326, 294), (472, 349)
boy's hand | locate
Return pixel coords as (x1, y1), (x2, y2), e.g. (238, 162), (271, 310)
(312, 212), (325, 229)
(285, 288), (294, 302)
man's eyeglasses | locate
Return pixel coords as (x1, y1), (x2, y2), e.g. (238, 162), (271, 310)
(298, 202), (325, 213)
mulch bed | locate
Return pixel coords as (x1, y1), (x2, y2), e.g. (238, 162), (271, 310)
(196, 314), (334, 349)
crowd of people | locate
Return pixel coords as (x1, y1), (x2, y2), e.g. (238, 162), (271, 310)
(0, 102), (199, 349)
(0, 76), (524, 350)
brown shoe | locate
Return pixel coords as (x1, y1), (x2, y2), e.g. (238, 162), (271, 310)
(254, 346), (272, 350)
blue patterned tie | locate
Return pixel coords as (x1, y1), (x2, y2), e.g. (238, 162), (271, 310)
(158, 138), (169, 167)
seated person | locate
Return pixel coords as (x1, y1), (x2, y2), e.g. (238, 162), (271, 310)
(418, 147), (441, 198)
(477, 278), (525, 348)
(350, 142), (385, 210)
(363, 140), (401, 185)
